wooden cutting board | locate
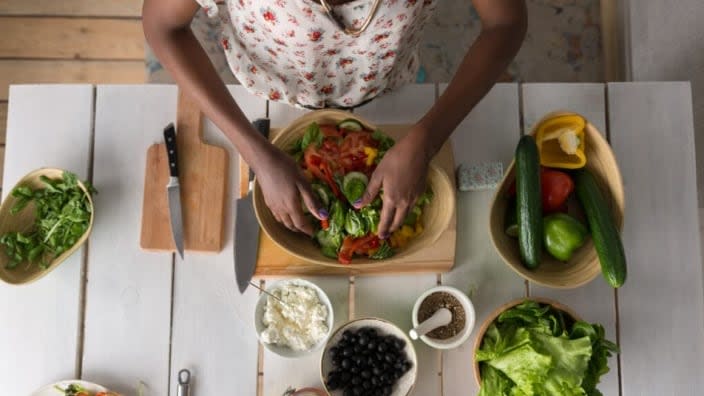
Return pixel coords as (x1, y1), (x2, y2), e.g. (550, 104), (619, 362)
(241, 125), (456, 277)
(140, 90), (229, 253)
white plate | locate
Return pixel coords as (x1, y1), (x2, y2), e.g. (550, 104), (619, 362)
(31, 380), (108, 396)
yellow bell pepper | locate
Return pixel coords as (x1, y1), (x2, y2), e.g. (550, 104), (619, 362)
(363, 146), (378, 166)
(535, 115), (587, 169)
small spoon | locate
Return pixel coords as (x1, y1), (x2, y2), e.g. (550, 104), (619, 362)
(409, 308), (452, 340)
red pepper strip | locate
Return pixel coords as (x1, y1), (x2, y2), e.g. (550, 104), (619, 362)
(338, 234), (380, 263)
(321, 219), (329, 230)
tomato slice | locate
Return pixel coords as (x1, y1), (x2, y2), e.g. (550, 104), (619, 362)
(320, 124), (342, 138)
(320, 219), (329, 230)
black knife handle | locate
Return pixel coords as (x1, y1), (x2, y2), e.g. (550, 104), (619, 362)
(164, 123), (179, 178)
(250, 119), (270, 181)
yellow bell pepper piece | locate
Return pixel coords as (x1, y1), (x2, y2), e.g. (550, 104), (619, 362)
(535, 115), (587, 169)
(364, 147), (378, 166)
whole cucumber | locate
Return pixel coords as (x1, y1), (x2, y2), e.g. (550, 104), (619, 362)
(515, 135), (542, 269)
(575, 169), (627, 287)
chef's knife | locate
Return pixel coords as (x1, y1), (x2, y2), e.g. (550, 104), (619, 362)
(235, 118), (270, 293)
(164, 123), (185, 259)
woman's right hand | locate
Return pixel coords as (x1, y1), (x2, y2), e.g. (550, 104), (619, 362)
(253, 147), (327, 236)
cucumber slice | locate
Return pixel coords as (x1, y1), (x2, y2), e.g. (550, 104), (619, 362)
(338, 118), (364, 132)
(312, 184), (332, 207)
(342, 172), (369, 203)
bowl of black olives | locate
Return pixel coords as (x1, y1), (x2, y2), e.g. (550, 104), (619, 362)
(320, 317), (417, 396)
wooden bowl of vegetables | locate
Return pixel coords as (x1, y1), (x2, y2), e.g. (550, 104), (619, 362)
(472, 297), (618, 394)
(0, 168), (95, 285)
(489, 111), (625, 289)
(253, 109), (455, 267)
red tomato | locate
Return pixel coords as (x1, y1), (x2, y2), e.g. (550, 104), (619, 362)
(321, 219), (329, 230)
(320, 124), (342, 138)
(541, 168), (574, 213)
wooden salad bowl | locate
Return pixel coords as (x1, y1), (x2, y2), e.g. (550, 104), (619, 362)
(252, 109), (455, 268)
(0, 168), (95, 285)
(472, 297), (582, 385)
(489, 111), (625, 289)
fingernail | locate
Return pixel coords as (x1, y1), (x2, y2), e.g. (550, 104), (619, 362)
(379, 233), (389, 240)
(353, 199), (362, 209)
(318, 209), (329, 219)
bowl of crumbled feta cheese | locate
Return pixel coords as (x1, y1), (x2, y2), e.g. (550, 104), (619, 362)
(255, 279), (334, 358)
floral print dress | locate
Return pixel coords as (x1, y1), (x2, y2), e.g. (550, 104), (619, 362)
(195, 0), (438, 108)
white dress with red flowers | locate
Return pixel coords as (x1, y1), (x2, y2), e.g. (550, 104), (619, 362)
(195, 0), (437, 108)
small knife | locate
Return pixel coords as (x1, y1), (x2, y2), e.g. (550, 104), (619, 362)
(164, 123), (185, 259)
(235, 118), (270, 293)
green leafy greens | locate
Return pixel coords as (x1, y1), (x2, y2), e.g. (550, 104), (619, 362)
(477, 301), (618, 396)
(0, 171), (96, 270)
(372, 129), (394, 163)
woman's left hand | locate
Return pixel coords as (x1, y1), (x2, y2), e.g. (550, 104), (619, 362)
(356, 125), (432, 239)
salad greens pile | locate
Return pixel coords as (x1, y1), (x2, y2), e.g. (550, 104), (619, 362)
(0, 171), (96, 270)
(290, 120), (432, 263)
(477, 300), (618, 396)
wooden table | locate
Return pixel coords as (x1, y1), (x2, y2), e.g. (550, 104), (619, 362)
(1, 83), (702, 396)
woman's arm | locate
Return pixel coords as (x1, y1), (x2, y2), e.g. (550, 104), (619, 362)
(415, 0), (527, 155)
(142, 0), (269, 169)
(142, 0), (325, 235)
(360, 0), (527, 238)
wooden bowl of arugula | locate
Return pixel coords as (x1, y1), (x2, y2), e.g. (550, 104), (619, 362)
(0, 168), (95, 285)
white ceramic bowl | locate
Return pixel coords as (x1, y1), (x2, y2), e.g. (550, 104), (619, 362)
(255, 278), (334, 358)
(320, 317), (418, 396)
(411, 285), (476, 350)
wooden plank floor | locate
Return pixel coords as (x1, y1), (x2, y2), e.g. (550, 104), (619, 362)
(0, 1), (146, 185)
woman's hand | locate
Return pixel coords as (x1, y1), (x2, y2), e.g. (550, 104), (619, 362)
(254, 147), (327, 236)
(356, 126), (432, 239)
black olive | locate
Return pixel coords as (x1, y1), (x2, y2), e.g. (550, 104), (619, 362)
(341, 358), (351, 369)
(341, 372), (351, 383)
(358, 334), (368, 346)
(367, 339), (377, 350)
(373, 367), (382, 376)
(362, 381), (371, 390)
(361, 370), (371, 379)
(382, 386), (392, 396)
(354, 355), (364, 366)
(353, 386), (363, 396)
(350, 366), (359, 374)
(326, 377), (340, 390)
(394, 338), (406, 349)
(366, 356), (375, 366)
(353, 345), (362, 354)
(342, 347), (353, 357)
(377, 342), (387, 352)
(343, 388), (353, 396)
(351, 377), (361, 385)
(403, 361), (412, 372)
(384, 353), (395, 363)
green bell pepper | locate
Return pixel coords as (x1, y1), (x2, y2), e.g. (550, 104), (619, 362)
(543, 213), (588, 261)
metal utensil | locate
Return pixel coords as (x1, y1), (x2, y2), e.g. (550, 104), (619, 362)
(164, 123), (185, 259)
(235, 119), (270, 293)
(177, 369), (191, 396)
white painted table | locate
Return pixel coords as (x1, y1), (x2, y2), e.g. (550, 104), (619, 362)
(1, 83), (702, 396)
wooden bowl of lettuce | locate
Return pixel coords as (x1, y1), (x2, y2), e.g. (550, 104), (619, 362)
(252, 109), (455, 267)
(0, 168), (95, 285)
(473, 298), (618, 395)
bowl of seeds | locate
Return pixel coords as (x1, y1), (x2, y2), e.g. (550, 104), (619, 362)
(410, 286), (475, 350)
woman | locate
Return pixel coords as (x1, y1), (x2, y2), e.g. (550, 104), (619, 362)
(143, 0), (526, 239)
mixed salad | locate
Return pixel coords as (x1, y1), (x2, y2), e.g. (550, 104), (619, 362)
(54, 383), (118, 396)
(290, 119), (432, 264)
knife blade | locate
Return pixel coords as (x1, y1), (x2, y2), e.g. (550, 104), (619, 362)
(164, 123), (185, 259)
(235, 118), (270, 293)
